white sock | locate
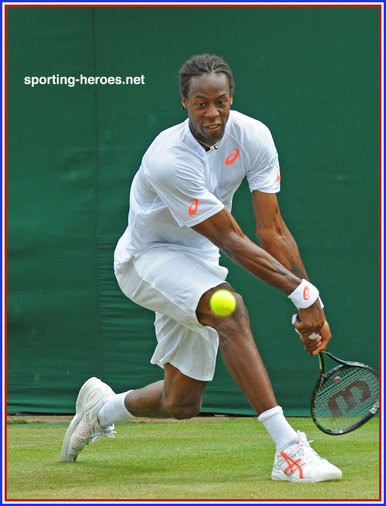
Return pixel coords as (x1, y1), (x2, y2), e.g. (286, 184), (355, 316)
(257, 405), (298, 452)
(98, 390), (135, 428)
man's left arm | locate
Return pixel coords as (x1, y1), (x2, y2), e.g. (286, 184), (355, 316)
(252, 190), (332, 354)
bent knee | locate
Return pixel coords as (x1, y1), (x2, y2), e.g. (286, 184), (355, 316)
(165, 400), (201, 420)
(197, 286), (249, 329)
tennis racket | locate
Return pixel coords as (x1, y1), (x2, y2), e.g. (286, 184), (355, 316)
(292, 315), (379, 435)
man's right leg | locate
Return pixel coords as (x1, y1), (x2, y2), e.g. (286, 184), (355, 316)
(61, 364), (207, 462)
(99, 363), (208, 422)
(106, 251), (228, 421)
(61, 249), (226, 462)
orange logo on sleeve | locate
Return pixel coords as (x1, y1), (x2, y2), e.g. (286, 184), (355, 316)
(225, 148), (239, 166)
(188, 199), (199, 216)
(303, 286), (310, 301)
(276, 165), (281, 181)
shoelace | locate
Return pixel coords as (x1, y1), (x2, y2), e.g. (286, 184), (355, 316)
(296, 436), (327, 465)
(77, 418), (117, 443)
(91, 427), (117, 444)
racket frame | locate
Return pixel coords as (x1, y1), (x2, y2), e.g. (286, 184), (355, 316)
(310, 351), (379, 435)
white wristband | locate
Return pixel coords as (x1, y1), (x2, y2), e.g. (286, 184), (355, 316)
(288, 279), (319, 309)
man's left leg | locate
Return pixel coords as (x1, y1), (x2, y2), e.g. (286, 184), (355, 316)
(196, 283), (342, 483)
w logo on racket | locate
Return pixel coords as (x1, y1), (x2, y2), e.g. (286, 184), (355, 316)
(327, 380), (371, 417)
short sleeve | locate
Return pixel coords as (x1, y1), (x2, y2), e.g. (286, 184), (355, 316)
(246, 123), (281, 194)
(146, 161), (224, 227)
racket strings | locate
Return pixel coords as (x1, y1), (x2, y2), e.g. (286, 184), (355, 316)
(313, 365), (379, 432)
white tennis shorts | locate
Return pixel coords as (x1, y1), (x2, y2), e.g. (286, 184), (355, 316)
(114, 246), (228, 381)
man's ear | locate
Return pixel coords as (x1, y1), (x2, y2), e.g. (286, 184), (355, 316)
(182, 97), (188, 110)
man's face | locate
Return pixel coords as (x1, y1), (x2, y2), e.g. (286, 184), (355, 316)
(182, 73), (233, 147)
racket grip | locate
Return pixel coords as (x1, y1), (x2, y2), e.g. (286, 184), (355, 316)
(291, 314), (319, 340)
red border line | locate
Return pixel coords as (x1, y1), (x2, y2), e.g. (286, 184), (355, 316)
(2, 1), (383, 504)
(1, 2), (385, 7)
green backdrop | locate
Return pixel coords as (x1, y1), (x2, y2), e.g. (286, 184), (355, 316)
(6, 5), (380, 415)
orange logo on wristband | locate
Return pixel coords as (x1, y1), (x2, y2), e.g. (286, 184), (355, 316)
(188, 198), (199, 216)
(303, 286), (310, 301)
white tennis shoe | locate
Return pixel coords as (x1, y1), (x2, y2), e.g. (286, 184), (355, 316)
(271, 431), (342, 483)
(60, 377), (116, 462)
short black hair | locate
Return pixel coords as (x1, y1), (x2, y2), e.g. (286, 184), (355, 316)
(179, 54), (234, 98)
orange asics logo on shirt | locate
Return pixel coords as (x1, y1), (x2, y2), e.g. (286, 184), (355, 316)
(188, 199), (199, 216)
(277, 165), (281, 182)
(303, 286), (310, 301)
(225, 148), (240, 166)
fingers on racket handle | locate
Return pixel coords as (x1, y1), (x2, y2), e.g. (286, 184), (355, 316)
(291, 314), (319, 340)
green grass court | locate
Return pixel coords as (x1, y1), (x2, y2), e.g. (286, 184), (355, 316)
(6, 416), (380, 501)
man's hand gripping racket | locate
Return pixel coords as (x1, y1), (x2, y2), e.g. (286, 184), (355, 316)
(292, 314), (379, 435)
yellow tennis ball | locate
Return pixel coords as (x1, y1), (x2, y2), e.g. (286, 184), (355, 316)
(210, 289), (237, 316)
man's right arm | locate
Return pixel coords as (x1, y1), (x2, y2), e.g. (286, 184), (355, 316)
(192, 207), (325, 338)
(193, 207), (300, 294)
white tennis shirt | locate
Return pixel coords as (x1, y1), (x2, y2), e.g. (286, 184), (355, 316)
(115, 110), (281, 264)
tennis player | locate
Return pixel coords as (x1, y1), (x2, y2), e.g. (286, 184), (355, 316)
(61, 54), (342, 483)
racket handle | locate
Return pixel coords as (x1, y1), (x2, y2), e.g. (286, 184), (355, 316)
(291, 314), (319, 340)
